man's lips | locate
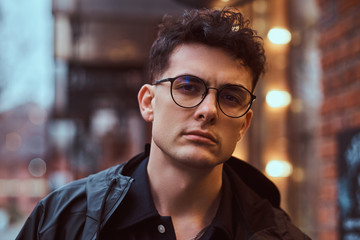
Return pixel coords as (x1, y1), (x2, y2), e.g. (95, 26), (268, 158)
(183, 130), (218, 144)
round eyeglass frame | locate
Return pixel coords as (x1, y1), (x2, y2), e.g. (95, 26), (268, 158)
(153, 75), (256, 118)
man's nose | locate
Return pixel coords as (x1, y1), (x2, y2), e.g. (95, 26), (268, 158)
(195, 89), (219, 121)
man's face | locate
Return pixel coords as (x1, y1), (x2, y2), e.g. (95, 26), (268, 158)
(142, 43), (253, 169)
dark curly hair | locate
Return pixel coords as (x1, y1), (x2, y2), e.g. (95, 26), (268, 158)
(149, 8), (266, 90)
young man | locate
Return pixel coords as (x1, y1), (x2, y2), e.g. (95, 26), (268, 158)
(17, 8), (311, 240)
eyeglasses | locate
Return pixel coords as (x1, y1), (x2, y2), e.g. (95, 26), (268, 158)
(153, 75), (256, 118)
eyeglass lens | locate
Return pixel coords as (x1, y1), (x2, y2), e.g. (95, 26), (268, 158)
(171, 76), (253, 118)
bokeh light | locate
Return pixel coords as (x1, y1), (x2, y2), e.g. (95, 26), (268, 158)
(28, 158), (47, 177)
(266, 90), (292, 108)
(267, 27), (292, 45)
(5, 132), (22, 151)
(265, 160), (293, 177)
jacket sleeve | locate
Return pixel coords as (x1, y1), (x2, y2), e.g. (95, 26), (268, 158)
(15, 202), (45, 240)
(275, 208), (312, 240)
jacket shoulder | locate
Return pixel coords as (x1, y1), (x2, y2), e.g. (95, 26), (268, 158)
(256, 208), (312, 240)
(16, 149), (149, 240)
(43, 163), (125, 205)
(16, 163), (127, 240)
(224, 157), (311, 239)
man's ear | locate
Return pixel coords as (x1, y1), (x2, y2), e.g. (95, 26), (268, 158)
(238, 110), (253, 141)
(138, 84), (155, 122)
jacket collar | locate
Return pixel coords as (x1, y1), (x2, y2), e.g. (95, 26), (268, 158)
(86, 144), (151, 225)
(222, 162), (279, 238)
(225, 156), (280, 208)
(84, 149), (149, 240)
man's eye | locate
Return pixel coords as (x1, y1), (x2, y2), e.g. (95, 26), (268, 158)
(173, 77), (204, 95)
(176, 83), (201, 93)
(221, 94), (241, 104)
(220, 89), (249, 107)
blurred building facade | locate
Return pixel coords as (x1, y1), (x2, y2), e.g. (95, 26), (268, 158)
(316, 0), (360, 239)
(1, 0), (360, 239)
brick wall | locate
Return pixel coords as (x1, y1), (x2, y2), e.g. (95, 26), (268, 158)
(317, 0), (360, 239)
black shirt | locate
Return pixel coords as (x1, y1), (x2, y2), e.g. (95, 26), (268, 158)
(100, 158), (234, 239)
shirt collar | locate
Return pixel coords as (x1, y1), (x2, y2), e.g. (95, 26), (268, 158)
(115, 157), (159, 230)
(208, 170), (235, 239)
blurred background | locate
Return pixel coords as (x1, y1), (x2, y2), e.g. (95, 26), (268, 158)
(0, 0), (359, 239)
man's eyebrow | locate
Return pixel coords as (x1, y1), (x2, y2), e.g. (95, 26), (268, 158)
(175, 73), (201, 79)
(216, 81), (249, 89)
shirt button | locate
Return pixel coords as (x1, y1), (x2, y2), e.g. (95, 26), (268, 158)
(158, 224), (166, 234)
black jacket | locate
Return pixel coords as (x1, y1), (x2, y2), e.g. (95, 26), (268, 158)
(16, 146), (311, 240)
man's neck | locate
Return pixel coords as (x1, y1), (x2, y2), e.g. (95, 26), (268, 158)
(147, 147), (223, 240)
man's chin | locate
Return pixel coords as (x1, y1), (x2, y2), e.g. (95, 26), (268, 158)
(172, 147), (223, 169)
